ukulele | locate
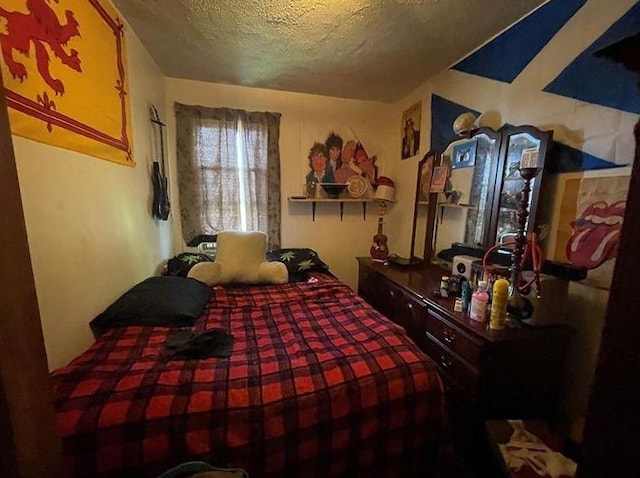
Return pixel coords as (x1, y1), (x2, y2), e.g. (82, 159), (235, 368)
(370, 202), (389, 262)
(150, 105), (170, 220)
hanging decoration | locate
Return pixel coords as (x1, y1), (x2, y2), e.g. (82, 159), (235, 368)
(0, 0), (133, 165)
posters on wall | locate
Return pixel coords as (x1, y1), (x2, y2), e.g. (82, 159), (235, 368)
(560, 175), (629, 289)
(302, 127), (378, 197)
(401, 102), (421, 160)
(0, 0), (134, 165)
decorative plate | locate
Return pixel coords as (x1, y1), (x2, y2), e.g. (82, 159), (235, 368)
(347, 175), (368, 198)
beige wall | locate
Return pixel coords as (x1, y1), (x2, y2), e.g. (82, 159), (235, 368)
(13, 21), (172, 370)
(165, 79), (397, 290)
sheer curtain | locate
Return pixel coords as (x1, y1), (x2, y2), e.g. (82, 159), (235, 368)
(175, 103), (282, 250)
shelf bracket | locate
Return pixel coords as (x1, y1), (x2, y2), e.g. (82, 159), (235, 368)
(312, 201), (317, 221)
(362, 201), (367, 220)
(340, 202), (344, 221)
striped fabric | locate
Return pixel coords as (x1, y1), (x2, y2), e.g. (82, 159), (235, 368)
(52, 273), (447, 477)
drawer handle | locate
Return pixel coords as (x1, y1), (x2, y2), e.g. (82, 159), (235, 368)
(443, 328), (456, 344)
(440, 353), (453, 369)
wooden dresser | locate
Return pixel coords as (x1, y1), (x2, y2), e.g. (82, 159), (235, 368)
(357, 257), (571, 422)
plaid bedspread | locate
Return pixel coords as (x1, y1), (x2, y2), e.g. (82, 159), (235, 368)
(52, 273), (447, 477)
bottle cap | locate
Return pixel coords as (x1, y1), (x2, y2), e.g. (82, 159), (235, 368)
(493, 278), (509, 294)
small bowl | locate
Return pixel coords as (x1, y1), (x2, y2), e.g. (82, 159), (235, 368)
(320, 183), (347, 199)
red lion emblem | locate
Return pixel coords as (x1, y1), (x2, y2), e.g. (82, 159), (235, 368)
(0, 0), (81, 96)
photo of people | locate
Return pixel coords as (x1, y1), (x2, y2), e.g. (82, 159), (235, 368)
(353, 142), (378, 187)
(325, 132), (343, 174)
(304, 130), (378, 194)
(451, 139), (477, 169)
(305, 142), (335, 184)
(401, 102), (422, 159)
(334, 139), (358, 183)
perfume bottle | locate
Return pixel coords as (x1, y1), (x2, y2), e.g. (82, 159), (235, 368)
(470, 280), (489, 322)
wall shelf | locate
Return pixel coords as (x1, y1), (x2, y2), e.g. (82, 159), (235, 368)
(288, 197), (395, 221)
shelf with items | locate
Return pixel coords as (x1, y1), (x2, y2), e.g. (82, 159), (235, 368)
(288, 197), (394, 221)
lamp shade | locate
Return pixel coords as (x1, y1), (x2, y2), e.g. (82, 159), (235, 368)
(375, 176), (395, 202)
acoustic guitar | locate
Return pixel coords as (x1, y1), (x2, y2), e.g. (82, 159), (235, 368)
(151, 105), (170, 220)
(370, 203), (389, 262)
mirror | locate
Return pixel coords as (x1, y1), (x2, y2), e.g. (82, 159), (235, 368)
(410, 151), (437, 262)
(433, 128), (501, 259)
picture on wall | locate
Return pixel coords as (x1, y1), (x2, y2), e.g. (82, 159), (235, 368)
(563, 175), (629, 289)
(0, 0), (133, 165)
(451, 139), (477, 169)
(304, 130), (377, 197)
(401, 102), (421, 159)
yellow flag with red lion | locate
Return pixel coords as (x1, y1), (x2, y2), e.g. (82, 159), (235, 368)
(0, 0), (133, 165)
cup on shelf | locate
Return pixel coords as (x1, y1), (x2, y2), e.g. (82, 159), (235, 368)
(305, 181), (317, 198)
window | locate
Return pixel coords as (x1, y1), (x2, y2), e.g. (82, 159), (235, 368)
(175, 104), (282, 249)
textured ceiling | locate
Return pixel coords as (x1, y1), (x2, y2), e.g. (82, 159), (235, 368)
(113, 0), (545, 102)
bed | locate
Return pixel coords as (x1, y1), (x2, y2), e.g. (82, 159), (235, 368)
(52, 271), (447, 477)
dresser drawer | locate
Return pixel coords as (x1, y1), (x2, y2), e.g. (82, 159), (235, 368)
(426, 310), (482, 368)
(424, 333), (478, 396)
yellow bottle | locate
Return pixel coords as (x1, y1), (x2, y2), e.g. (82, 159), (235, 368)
(490, 279), (509, 330)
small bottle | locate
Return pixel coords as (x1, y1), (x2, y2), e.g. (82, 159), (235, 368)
(489, 279), (509, 330)
(461, 280), (472, 313)
(440, 276), (450, 295)
(469, 280), (489, 322)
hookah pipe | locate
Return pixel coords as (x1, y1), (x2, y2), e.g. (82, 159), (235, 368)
(482, 232), (543, 296)
(482, 165), (543, 324)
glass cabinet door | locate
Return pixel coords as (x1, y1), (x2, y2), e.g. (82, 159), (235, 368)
(462, 130), (501, 247)
(491, 126), (552, 246)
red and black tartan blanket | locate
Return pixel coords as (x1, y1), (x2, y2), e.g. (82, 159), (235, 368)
(52, 273), (447, 477)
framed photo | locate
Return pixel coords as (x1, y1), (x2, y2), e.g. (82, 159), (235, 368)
(430, 165), (449, 193)
(401, 102), (422, 160)
(520, 147), (540, 169)
(451, 139), (477, 169)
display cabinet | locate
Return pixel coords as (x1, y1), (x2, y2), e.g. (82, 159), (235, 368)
(409, 125), (552, 263)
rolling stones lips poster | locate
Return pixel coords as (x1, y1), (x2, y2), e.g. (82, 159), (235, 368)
(565, 176), (629, 288)
(566, 201), (625, 270)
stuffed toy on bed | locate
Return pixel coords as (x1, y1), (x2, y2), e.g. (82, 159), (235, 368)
(187, 231), (288, 286)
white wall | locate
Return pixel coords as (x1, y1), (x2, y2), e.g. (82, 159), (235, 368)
(165, 79), (396, 290)
(13, 19), (172, 370)
(387, 0), (637, 429)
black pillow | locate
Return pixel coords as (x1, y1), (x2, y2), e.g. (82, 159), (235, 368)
(266, 248), (330, 275)
(166, 252), (214, 277)
(90, 276), (212, 337)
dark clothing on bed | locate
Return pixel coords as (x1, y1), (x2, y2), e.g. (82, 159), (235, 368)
(166, 329), (234, 359)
